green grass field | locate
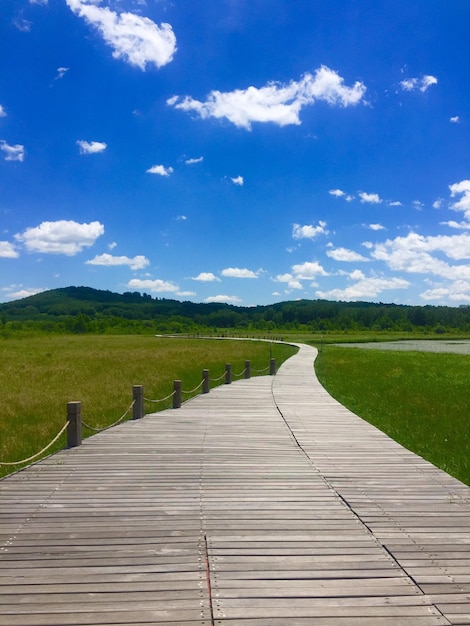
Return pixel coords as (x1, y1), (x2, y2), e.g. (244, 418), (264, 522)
(0, 335), (297, 478)
(315, 345), (470, 486)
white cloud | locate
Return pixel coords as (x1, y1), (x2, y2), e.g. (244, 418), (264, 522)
(367, 223), (385, 231)
(421, 280), (470, 303)
(359, 192), (382, 204)
(441, 220), (470, 230)
(127, 278), (179, 293)
(230, 175), (244, 186)
(146, 164), (173, 176)
(0, 140), (25, 162)
(372, 231), (470, 281)
(432, 198), (443, 209)
(221, 267), (260, 278)
(15, 220), (104, 255)
(204, 294), (242, 304)
(317, 271), (410, 301)
(0, 105), (6, 117)
(65, 0), (177, 70)
(0, 241), (19, 258)
(388, 201), (402, 207)
(6, 287), (47, 299)
(274, 273), (303, 290)
(329, 188), (345, 198)
(449, 179), (470, 221)
(185, 156), (203, 164)
(400, 75), (438, 93)
(291, 261), (329, 280)
(77, 140), (107, 154)
(29, 0), (48, 4)
(450, 116), (460, 123)
(168, 66), (366, 130)
(326, 247), (369, 262)
(413, 200), (424, 210)
(86, 253), (149, 270)
(192, 272), (220, 282)
(292, 221), (328, 240)
(108, 241), (117, 250)
(55, 67), (69, 80)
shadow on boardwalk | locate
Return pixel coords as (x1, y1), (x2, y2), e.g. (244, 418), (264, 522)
(1, 343), (469, 625)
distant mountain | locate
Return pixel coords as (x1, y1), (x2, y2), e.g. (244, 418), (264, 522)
(1, 286), (469, 332)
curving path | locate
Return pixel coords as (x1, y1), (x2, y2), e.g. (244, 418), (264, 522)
(1, 343), (470, 625)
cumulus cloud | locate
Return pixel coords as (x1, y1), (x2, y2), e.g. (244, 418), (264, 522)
(185, 156), (203, 164)
(449, 180), (470, 221)
(421, 280), (470, 303)
(192, 272), (220, 282)
(6, 287), (47, 299)
(65, 0), (177, 70)
(317, 271), (410, 301)
(441, 220), (470, 230)
(86, 253), (149, 270)
(326, 247), (369, 262)
(127, 278), (179, 293)
(371, 231), (470, 281)
(168, 65), (366, 130)
(292, 221), (328, 240)
(15, 220), (104, 255)
(0, 140), (25, 162)
(291, 261), (329, 280)
(329, 188), (345, 198)
(230, 175), (244, 186)
(450, 116), (460, 123)
(204, 295), (242, 304)
(274, 273), (303, 290)
(0, 241), (19, 258)
(221, 267), (260, 278)
(399, 75), (438, 93)
(77, 140), (107, 154)
(367, 223), (386, 231)
(146, 164), (173, 176)
(359, 192), (382, 204)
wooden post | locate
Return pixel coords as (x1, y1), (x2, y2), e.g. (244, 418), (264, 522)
(225, 363), (232, 384)
(173, 380), (182, 409)
(132, 385), (144, 420)
(245, 360), (251, 379)
(67, 401), (82, 448)
(270, 358), (276, 375)
(202, 369), (210, 394)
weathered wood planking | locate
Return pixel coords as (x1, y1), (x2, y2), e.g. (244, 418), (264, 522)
(0, 344), (469, 624)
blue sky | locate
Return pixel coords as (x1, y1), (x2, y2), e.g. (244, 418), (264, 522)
(1, 0), (470, 306)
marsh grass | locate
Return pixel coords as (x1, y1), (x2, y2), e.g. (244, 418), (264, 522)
(0, 335), (296, 477)
(315, 346), (470, 486)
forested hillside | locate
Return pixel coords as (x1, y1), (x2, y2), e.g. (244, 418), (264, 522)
(1, 286), (470, 335)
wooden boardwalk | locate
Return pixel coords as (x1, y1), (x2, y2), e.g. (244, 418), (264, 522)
(1, 343), (470, 625)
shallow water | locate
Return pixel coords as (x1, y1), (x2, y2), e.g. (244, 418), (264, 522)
(334, 339), (470, 355)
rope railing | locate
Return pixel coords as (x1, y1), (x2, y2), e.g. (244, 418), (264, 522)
(0, 422), (69, 467)
(1, 356), (277, 471)
(252, 365), (271, 373)
(82, 400), (135, 433)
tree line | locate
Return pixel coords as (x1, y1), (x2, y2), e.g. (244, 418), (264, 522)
(1, 286), (470, 335)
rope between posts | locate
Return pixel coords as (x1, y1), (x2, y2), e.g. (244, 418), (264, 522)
(233, 367), (247, 378)
(209, 372), (226, 382)
(182, 380), (204, 395)
(0, 422), (69, 466)
(82, 400), (135, 433)
(144, 390), (176, 404)
(251, 365), (270, 373)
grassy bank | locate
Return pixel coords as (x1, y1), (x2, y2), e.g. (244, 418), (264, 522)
(315, 345), (470, 486)
(0, 335), (297, 477)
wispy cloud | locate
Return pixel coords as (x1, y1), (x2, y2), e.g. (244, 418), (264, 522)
(146, 164), (173, 176)
(76, 140), (107, 154)
(55, 67), (69, 80)
(86, 253), (149, 270)
(0, 140), (25, 162)
(366, 223), (386, 231)
(0, 105), (6, 118)
(292, 221), (328, 240)
(168, 66), (367, 130)
(15, 220), (104, 255)
(65, 0), (177, 70)
(399, 74), (438, 93)
(185, 156), (203, 164)
(450, 116), (460, 124)
(230, 175), (244, 186)
(326, 247), (369, 262)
